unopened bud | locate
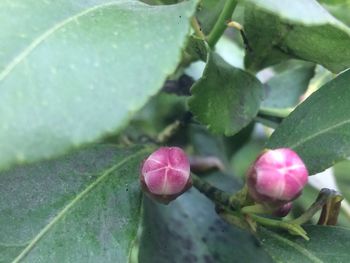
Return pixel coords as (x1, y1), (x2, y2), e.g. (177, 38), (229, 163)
(273, 202), (293, 217)
(247, 148), (308, 206)
(140, 147), (191, 204)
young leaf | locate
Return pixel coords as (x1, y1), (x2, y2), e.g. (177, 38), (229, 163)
(244, 0), (350, 73)
(0, 145), (149, 262)
(267, 69), (350, 175)
(259, 225), (350, 262)
(188, 53), (263, 136)
(139, 173), (273, 263)
(0, 0), (197, 170)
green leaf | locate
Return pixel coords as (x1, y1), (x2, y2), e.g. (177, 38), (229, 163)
(0, 0), (197, 170)
(332, 160), (350, 226)
(196, 0), (226, 34)
(139, 173), (273, 263)
(261, 61), (315, 109)
(267, 69), (350, 175)
(119, 93), (187, 141)
(259, 225), (350, 262)
(0, 145), (150, 262)
(244, 0), (350, 73)
(188, 53), (264, 136)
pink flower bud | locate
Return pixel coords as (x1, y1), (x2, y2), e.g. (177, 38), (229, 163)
(273, 202), (293, 217)
(247, 148), (308, 206)
(140, 147), (191, 204)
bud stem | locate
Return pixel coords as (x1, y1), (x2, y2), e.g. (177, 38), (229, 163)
(216, 207), (252, 230)
(248, 214), (309, 240)
(241, 204), (272, 215)
(191, 173), (240, 209)
(156, 120), (181, 143)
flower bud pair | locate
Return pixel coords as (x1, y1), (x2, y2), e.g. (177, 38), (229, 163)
(246, 148), (308, 211)
(140, 147), (191, 204)
(140, 146), (308, 212)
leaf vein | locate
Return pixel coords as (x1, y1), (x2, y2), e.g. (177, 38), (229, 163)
(11, 148), (148, 263)
(289, 119), (350, 150)
(263, 229), (323, 263)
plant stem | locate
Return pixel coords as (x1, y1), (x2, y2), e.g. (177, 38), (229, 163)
(157, 120), (181, 143)
(254, 116), (279, 129)
(191, 173), (239, 209)
(191, 17), (205, 39)
(206, 0), (238, 48)
(259, 107), (293, 118)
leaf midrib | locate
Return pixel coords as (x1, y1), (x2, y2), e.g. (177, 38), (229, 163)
(0, 0), (121, 82)
(262, 228), (323, 263)
(11, 148), (148, 263)
(289, 119), (350, 150)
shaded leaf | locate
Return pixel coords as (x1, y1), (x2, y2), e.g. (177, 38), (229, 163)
(262, 61), (315, 109)
(139, 173), (273, 263)
(224, 122), (255, 158)
(244, 0), (350, 73)
(0, 0), (196, 170)
(0, 145), (149, 262)
(189, 53), (263, 136)
(116, 93), (187, 142)
(267, 69), (350, 174)
(189, 124), (229, 166)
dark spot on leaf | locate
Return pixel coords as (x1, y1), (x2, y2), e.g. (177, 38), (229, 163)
(213, 252), (221, 261)
(183, 237), (193, 250)
(203, 255), (214, 263)
(183, 254), (198, 262)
